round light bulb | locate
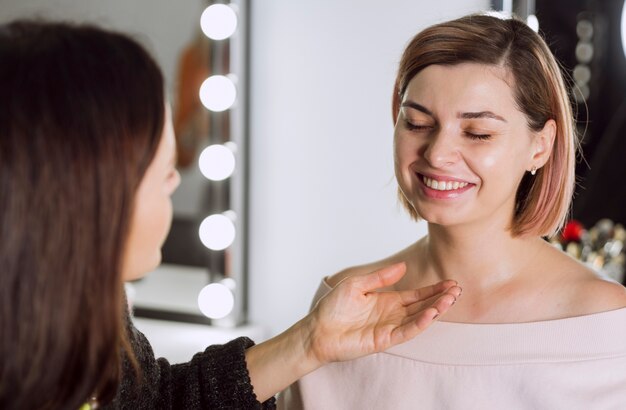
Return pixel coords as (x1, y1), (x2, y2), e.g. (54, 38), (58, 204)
(200, 4), (238, 40)
(199, 214), (236, 251)
(573, 64), (591, 85)
(526, 15), (539, 33)
(198, 283), (234, 319)
(575, 42), (594, 63)
(199, 144), (236, 181)
(199, 75), (236, 112)
(484, 10), (511, 20)
(573, 84), (590, 103)
(577, 20), (593, 41)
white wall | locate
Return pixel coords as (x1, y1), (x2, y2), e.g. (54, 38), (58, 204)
(249, 0), (490, 336)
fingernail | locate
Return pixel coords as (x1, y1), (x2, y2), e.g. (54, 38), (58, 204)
(433, 313), (440, 320)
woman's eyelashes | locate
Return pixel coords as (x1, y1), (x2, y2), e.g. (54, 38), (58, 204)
(404, 120), (433, 131)
(404, 120), (492, 140)
(464, 131), (492, 140)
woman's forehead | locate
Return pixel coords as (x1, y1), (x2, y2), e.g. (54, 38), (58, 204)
(403, 63), (518, 113)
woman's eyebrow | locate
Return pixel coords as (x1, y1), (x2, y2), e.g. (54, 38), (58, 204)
(401, 101), (433, 116)
(458, 111), (507, 122)
(401, 101), (507, 123)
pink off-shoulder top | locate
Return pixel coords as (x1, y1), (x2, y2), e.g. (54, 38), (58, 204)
(279, 279), (626, 410)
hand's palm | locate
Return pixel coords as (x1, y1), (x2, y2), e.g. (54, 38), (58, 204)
(310, 265), (459, 364)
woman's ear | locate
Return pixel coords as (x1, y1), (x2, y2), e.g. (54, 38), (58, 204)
(530, 119), (556, 170)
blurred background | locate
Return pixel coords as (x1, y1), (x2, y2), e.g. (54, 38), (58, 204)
(2, 0), (625, 362)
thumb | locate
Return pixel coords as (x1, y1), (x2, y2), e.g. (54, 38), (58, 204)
(353, 262), (407, 293)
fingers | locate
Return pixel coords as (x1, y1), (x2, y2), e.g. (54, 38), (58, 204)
(389, 306), (441, 345)
(389, 288), (461, 345)
(395, 280), (459, 305)
(405, 286), (462, 316)
(350, 262), (407, 293)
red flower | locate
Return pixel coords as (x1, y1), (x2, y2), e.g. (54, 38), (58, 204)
(561, 220), (584, 242)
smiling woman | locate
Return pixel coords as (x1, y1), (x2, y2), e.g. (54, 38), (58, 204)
(394, 63), (556, 228)
(280, 13), (626, 410)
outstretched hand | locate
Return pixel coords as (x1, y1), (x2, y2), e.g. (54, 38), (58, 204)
(306, 262), (461, 365)
(245, 262), (460, 402)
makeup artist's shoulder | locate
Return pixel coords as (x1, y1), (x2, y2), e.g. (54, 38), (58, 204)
(326, 245), (417, 289)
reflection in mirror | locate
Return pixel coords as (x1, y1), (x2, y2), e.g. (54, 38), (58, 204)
(0, 0), (251, 325)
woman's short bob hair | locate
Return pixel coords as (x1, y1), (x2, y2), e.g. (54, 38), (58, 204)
(392, 14), (577, 238)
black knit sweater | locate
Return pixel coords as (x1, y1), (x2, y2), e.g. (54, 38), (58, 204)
(102, 316), (276, 409)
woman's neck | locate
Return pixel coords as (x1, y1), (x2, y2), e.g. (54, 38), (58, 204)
(419, 222), (544, 292)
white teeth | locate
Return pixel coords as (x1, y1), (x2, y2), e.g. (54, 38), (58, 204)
(423, 176), (469, 191)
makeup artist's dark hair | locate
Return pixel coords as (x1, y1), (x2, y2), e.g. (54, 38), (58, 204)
(0, 20), (164, 409)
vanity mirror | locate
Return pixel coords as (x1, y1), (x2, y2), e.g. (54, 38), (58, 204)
(0, 0), (251, 326)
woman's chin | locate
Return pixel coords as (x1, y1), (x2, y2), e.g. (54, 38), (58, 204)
(416, 209), (461, 227)
(122, 253), (162, 282)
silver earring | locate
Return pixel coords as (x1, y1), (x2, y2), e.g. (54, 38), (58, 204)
(530, 166), (537, 176)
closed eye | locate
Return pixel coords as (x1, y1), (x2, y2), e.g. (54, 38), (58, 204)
(464, 132), (491, 140)
(405, 121), (433, 132)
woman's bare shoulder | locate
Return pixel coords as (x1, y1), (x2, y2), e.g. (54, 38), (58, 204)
(572, 273), (626, 312)
(557, 253), (626, 314)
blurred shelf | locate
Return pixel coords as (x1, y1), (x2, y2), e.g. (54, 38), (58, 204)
(132, 316), (266, 364)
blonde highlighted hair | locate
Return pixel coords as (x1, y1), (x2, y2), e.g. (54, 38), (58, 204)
(392, 14), (577, 237)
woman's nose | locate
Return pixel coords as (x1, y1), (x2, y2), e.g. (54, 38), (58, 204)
(421, 128), (460, 168)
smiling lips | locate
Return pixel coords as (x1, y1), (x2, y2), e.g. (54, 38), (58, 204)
(422, 175), (469, 191)
(419, 174), (474, 198)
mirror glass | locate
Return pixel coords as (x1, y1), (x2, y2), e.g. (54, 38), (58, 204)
(0, 0), (250, 321)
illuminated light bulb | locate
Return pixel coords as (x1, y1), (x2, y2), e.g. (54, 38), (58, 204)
(200, 4), (238, 40)
(199, 214), (236, 251)
(199, 144), (236, 181)
(575, 43), (593, 64)
(199, 75), (237, 112)
(484, 10), (511, 20)
(577, 20), (593, 41)
(573, 64), (591, 85)
(526, 15), (539, 32)
(573, 84), (590, 103)
(198, 283), (235, 319)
